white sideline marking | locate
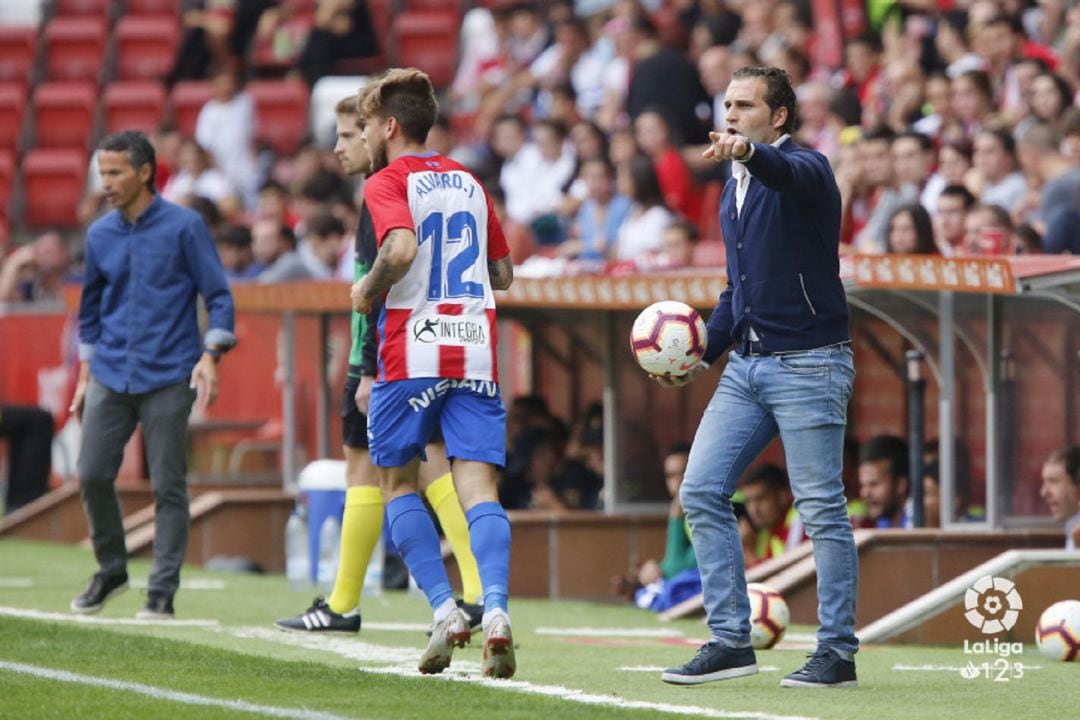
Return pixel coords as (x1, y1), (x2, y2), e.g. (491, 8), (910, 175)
(242, 627), (820, 720)
(618, 665), (780, 673)
(0, 606), (219, 627)
(0, 578), (33, 588)
(892, 663), (1043, 672)
(534, 626), (685, 638)
(131, 579), (226, 591)
(0, 660), (347, 720)
(782, 633), (817, 644)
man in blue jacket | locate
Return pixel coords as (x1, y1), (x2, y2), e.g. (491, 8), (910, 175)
(69, 131), (236, 620)
(657, 67), (858, 689)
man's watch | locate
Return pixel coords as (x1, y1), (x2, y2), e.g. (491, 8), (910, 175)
(734, 136), (754, 162)
(204, 347), (222, 363)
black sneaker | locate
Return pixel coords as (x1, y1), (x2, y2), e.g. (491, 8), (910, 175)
(136, 592), (175, 620)
(275, 597), (360, 634)
(780, 647), (857, 688)
(661, 643), (758, 685)
(70, 571), (129, 614)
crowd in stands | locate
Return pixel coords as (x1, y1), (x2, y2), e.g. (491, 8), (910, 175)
(5, 0), (1079, 298)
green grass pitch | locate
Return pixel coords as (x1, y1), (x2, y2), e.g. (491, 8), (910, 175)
(0, 538), (1074, 720)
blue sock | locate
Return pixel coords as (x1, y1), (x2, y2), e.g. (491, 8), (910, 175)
(465, 502), (511, 613)
(386, 494), (453, 611)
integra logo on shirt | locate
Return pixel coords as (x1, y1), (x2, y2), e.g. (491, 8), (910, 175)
(411, 315), (488, 347)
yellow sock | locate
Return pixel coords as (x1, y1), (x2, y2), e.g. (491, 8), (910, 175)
(327, 486), (384, 615)
(425, 473), (483, 604)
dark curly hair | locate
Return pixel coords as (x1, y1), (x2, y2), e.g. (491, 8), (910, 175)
(731, 66), (797, 134)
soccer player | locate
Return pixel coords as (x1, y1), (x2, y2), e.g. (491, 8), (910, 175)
(350, 69), (515, 678)
(275, 95), (485, 635)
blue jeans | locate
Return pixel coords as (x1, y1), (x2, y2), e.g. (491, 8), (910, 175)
(680, 344), (858, 659)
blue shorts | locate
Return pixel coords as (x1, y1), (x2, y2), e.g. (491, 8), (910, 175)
(367, 378), (506, 469)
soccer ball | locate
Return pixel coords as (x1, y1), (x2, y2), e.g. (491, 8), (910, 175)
(629, 301), (707, 376)
(748, 582), (789, 649)
(1035, 600), (1080, 661)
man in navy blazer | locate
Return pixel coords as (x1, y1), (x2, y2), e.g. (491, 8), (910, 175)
(657, 67), (859, 689)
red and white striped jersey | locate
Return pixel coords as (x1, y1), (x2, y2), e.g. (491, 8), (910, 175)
(364, 152), (510, 383)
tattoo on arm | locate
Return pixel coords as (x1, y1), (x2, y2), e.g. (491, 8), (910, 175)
(488, 255), (514, 290)
(362, 229), (415, 300)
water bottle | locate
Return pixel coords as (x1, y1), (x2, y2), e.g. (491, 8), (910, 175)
(363, 533), (384, 597)
(285, 505), (309, 589)
(317, 515), (341, 591)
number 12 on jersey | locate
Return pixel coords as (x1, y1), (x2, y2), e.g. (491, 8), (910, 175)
(419, 211), (484, 301)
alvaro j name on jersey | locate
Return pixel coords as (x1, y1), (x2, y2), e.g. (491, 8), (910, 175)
(364, 152), (510, 384)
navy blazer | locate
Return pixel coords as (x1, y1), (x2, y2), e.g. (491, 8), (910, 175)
(702, 138), (850, 363)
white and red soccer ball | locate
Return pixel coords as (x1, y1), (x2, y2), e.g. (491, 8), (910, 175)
(748, 582), (790, 650)
(630, 301), (707, 376)
(1035, 599), (1080, 662)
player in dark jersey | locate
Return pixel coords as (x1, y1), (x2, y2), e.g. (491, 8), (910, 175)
(275, 94), (483, 635)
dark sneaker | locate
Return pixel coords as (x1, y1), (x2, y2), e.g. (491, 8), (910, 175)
(661, 643), (758, 685)
(780, 647), (857, 688)
(418, 607), (471, 675)
(275, 597), (360, 634)
(480, 612), (516, 679)
(136, 592), (175, 620)
(70, 571), (129, 614)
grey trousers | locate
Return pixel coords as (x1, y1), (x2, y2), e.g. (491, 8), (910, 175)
(77, 378), (196, 596)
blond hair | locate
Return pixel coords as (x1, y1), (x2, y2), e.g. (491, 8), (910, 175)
(335, 94), (360, 116)
(357, 68), (438, 142)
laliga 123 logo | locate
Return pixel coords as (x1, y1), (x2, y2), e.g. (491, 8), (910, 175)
(964, 575), (1022, 634)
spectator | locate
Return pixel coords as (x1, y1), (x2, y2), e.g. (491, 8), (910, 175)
(495, 116), (575, 239)
(935, 11), (986, 81)
(697, 45), (731, 133)
(296, 0), (379, 87)
(625, 15), (711, 147)
(613, 155), (673, 262)
(970, 129), (1027, 212)
(1039, 446), (1080, 549)
(1017, 123), (1080, 234)
(253, 219), (309, 282)
(195, 66), (258, 209)
(297, 210), (346, 279)
(949, 70), (996, 139)
(962, 203), (1014, 255)
(891, 132), (935, 204)
(933, 184), (977, 256)
(657, 218), (700, 270)
(625, 444), (703, 613)
(487, 184), (534, 265)
(1029, 71), (1073, 126)
(0, 232), (73, 303)
(740, 463), (804, 566)
(858, 435), (911, 529)
(564, 156), (632, 261)
(854, 127), (919, 254)
(215, 224), (261, 280)
(162, 139), (236, 206)
(886, 204), (936, 255)
(529, 17), (607, 121)
(0, 405), (54, 513)
(922, 138), (973, 213)
(634, 107), (702, 224)
(914, 72), (956, 138)
(1058, 107), (1080, 165)
(795, 81), (842, 159)
(499, 425), (569, 511)
(255, 179), (299, 227)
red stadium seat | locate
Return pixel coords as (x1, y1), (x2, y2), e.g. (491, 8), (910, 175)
(33, 81), (96, 149)
(391, 11), (459, 88)
(0, 26), (36, 84)
(104, 81), (167, 134)
(169, 80), (213, 137)
(126, 0), (180, 15)
(115, 16), (179, 81)
(44, 16), (107, 82)
(247, 79), (310, 155)
(24, 148), (88, 227)
(403, 0), (461, 11)
(0, 83), (26, 151)
(54, 0), (110, 15)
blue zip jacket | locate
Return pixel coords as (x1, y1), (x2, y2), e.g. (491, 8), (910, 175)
(703, 138), (850, 363)
(78, 195), (237, 394)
